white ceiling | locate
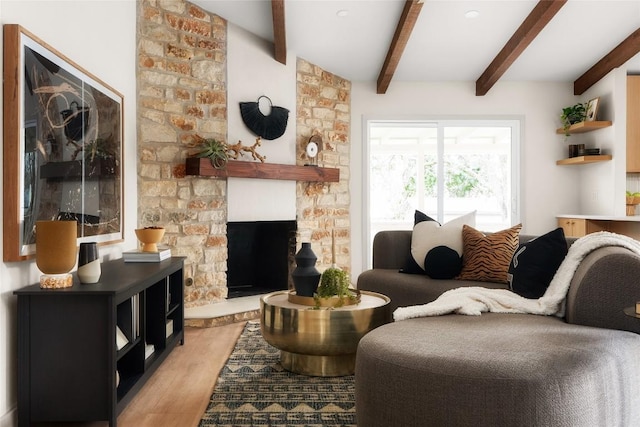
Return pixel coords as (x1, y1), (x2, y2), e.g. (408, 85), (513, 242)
(192, 0), (640, 85)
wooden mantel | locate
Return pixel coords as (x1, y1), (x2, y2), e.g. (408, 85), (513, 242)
(185, 158), (340, 182)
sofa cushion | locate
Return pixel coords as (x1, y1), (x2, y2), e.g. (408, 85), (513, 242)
(410, 211), (476, 279)
(356, 268), (507, 312)
(356, 314), (640, 427)
(507, 227), (568, 299)
(457, 223), (522, 283)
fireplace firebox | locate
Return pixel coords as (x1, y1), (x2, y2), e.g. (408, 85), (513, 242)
(226, 220), (297, 298)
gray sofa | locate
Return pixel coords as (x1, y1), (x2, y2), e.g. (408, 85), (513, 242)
(355, 230), (640, 427)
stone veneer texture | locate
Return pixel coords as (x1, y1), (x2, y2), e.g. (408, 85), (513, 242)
(137, 0), (351, 307)
(296, 58), (351, 276)
(138, 0), (228, 306)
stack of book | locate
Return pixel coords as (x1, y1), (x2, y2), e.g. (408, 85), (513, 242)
(123, 247), (171, 263)
(116, 294), (140, 350)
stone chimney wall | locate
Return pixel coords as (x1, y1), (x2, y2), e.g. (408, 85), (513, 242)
(296, 59), (351, 277)
(138, 0), (228, 305)
(137, 1), (352, 307)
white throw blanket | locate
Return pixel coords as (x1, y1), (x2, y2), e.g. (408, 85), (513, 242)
(393, 231), (640, 321)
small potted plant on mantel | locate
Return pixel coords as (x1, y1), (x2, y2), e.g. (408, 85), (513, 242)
(195, 135), (228, 169)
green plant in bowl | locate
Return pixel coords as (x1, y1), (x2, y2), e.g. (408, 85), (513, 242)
(314, 267), (358, 308)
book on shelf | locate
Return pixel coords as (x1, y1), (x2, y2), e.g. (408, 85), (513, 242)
(166, 319), (174, 339)
(165, 277), (171, 312)
(132, 294), (140, 339)
(116, 295), (139, 343)
(123, 247), (171, 263)
(116, 326), (129, 350)
(144, 342), (155, 359)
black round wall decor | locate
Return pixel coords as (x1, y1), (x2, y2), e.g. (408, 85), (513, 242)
(239, 95), (289, 140)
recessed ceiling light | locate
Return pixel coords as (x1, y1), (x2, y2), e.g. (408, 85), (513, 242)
(336, 9), (349, 17)
(464, 10), (480, 19)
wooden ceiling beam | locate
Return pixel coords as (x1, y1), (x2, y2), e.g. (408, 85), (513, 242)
(271, 0), (286, 65)
(475, 0), (567, 96)
(377, 0), (424, 94)
(574, 27), (640, 95)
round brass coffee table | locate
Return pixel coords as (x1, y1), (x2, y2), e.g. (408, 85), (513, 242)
(260, 290), (391, 377)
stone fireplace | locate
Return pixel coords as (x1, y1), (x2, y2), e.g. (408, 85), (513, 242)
(137, 0), (351, 308)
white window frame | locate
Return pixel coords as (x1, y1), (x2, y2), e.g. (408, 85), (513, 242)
(362, 116), (522, 270)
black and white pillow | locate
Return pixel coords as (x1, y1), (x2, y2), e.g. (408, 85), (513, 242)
(400, 210), (437, 274)
(407, 211), (476, 279)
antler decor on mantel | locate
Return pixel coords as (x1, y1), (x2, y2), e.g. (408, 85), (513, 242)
(226, 137), (266, 163)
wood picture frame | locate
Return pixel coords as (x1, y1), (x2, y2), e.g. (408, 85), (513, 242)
(586, 97), (600, 122)
(3, 24), (124, 262)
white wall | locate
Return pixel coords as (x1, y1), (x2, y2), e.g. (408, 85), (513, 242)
(577, 67), (627, 215)
(349, 80), (586, 275)
(0, 1), (138, 425)
(226, 23), (297, 222)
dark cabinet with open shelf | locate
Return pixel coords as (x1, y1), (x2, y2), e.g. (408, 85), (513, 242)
(14, 257), (185, 427)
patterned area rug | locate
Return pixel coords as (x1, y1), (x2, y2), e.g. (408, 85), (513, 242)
(199, 321), (356, 427)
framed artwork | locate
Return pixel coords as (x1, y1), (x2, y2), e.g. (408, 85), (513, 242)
(586, 97), (600, 122)
(3, 24), (124, 262)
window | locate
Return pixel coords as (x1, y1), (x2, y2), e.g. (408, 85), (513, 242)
(364, 119), (520, 268)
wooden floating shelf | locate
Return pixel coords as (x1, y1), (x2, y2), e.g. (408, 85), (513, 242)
(555, 121), (612, 135)
(185, 158), (340, 182)
(556, 155), (612, 165)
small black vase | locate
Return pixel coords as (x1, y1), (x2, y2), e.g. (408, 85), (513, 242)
(291, 243), (321, 297)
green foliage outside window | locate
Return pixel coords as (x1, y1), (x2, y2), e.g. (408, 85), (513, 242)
(371, 152), (506, 221)
(418, 157), (488, 198)
(446, 166), (482, 197)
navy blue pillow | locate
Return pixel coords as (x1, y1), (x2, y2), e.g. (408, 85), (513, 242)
(400, 210), (438, 274)
(507, 228), (568, 299)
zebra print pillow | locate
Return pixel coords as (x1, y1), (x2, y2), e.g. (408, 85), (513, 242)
(457, 224), (522, 284)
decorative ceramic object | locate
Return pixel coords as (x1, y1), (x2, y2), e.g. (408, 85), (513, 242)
(36, 220), (77, 288)
(291, 243), (321, 297)
(78, 242), (101, 284)
(134, 227), (165, 252)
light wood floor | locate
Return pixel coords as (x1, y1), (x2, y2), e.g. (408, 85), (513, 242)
(34, 321), (246, 427)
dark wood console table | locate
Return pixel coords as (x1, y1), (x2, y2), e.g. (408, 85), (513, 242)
(14, 257), (185, 427)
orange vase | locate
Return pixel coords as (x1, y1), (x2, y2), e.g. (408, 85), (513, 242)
(36, 220), (77, 288)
